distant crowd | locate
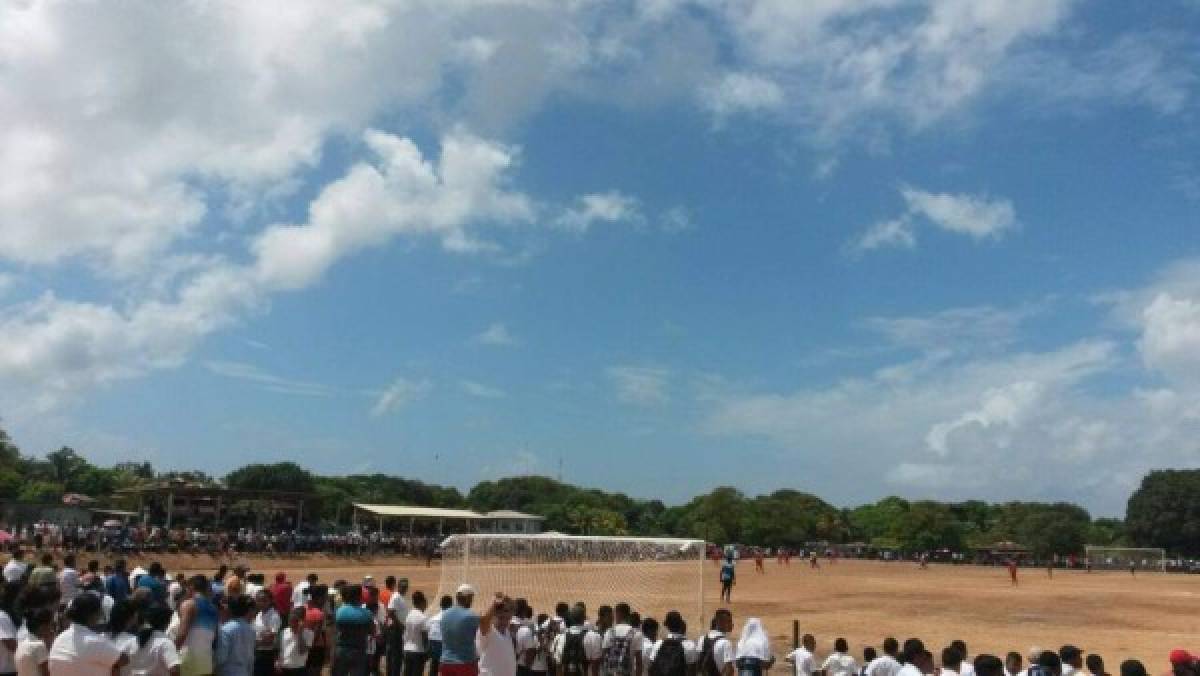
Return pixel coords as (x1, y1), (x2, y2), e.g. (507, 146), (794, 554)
(3, 523), (440, 559)
(2, 548), (1197, 676)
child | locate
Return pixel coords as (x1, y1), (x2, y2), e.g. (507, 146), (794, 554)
(131, 605), (182, 676)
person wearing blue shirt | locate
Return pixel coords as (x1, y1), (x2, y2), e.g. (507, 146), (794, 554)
(438, 585), (480, 676)
(106, 559), (131, 603)
(334, 584), (376, 676)
(217, 595), (259, 676)
(138, 562), (168, 604)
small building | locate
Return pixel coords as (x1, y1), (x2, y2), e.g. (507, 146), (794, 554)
(477, 510), (545, 534)
(115, 481), (310, 530)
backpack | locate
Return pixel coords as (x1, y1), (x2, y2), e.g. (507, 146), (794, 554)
(651, 638), (690, 676)
(562, 630), (590, 676)
(603, 629), (635, 676)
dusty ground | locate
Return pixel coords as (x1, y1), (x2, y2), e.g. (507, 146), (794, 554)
(90, 553), (1200, 669)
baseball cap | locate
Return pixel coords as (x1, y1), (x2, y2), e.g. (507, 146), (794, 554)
(1169, 650), (1193, 666)
(456, 583), (476, 595)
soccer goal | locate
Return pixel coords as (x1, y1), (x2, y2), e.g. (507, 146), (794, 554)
(438, 533), (706, 631)
(1083, 546), (1167, 572)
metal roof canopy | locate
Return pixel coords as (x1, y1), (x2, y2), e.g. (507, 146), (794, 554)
(353, 503), (486, 520)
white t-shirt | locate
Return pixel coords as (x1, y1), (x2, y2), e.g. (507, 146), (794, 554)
(15, 636), (47, 676)
(822, 652), (858, 676)
(254, 609), (282, 646)
(291, 582), (310, 609)
(3, 560), (28, 584)
(59, 569), (80, 604)
(552, 628), (603, 665)
(787, 648), (816, 676)
(166, 582), (183, 611)
(603, 624), (644, 658)
(425, 612), (443, 642)
(702, 632), (735, 670)
(942, 669), (960, 676)
(387, 594), (409, 622)
(403, 610), (427, 653)
(898, 664), (924, 676)
(48, 624), (123, 676)
(866, 655), (902, 676)
(113, 633), (138, 676)
(130, 632), (181, 676)
(279, 628), (314, 669)
(961, 663), (975, 676)
(1, 610), (18, 674)
(647, 635), (699, 665)
(515, 625), (546, 671)
(477, 627), (516, 676)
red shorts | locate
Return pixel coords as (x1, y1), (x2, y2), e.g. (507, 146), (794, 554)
(440, 663), (480, 676)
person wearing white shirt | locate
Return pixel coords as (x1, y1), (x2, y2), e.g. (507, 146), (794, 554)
(252, 591), (281, 676)
(48, 594), (129, 676)
(1059, 646), (1083, 676)
(551, 608), (603, 676)
(898, 646), (933, 676)
(1004, 652), (1023, 676)
(403, 593), (429, 676)
(698, 610), (735, 676)
(602, 604), (643, 676)
(951, 642), (974, 676)
(425, 595), (450, 676)
(291, 575), (315, 611)
(130, 605), (182, 676)
(940, 647), (964, 676)
(1, 604), (20, 676)
(785, 635), (817, 676)
(15, 608), (53, 676)
(58, 555), (81, 608)
(3, 551), (28, 585)
(477, 595), (515, 676)
(278, 609), (313, 676)
(108, 601), (141, 676)
(866, 639), (902, 676)
(822, 640), (859, 676)
(646, 611), (699, 668)
(734, 618), (774, 676)
(515, 610), (547, 676)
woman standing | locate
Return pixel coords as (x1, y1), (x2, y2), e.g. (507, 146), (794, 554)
(734, 619), (774, 676)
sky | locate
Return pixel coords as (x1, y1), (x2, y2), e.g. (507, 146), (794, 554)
(1, 1), (1199, 517)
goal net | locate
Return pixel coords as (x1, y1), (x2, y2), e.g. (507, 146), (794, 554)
(438, 533), (706, 631)
(1084, 546), (1166, 572)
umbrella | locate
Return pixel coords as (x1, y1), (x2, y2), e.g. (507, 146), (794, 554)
(0, 531), (14, 543)
(103, 519), (123, 528)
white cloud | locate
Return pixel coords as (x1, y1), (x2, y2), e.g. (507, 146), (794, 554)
(554, 192), (642, 233)
(901, 186), (1017, 239)
(863, 303), (1041, 353)
(370, 377), (432, 417)
(1138, 293), (1200, 381)
(701, 72), (785, 117)
(204, 360), (331, 397)
(461, 380), (506, 399)
(0, 273), (14, 297)
(926, 380), (1044, 455)
(473, 322), (519, 347)
(853, 218), (916, 252)
(659, 206), (694, 233)
(607, 365), (670, 406)
(852, 185), (1016, 251)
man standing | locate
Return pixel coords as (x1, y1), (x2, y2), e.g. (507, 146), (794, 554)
(477, 594), (515, 676)
(272, 573), (294, 617)
(602, 603), (642, 676)
(106, 560), (131, 604)
(2, 549), (27, 584)
(438, 585), (480, 676)
(387, 579), (411, 676)
(1059, 647), (1083, 676)
(217, 595), (259, 676)
(865, 639), (902, 676)
(698, 610), (734, 676)
(58, 554), (81, 608)
(334, 585), (376, 676)
(403, 592), (430, 676)
(785, 635), (816, 676)
(552, 606), (601, 676)
(718, 558), (735, 604)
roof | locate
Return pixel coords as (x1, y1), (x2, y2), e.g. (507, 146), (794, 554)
(89, 508), (138, 517)
(484, 510), (545, 521)
(353, 504), (547, 521)
(443, 533), (704, 545)
(353, 504), (487, 520)
(115, 484), (311, 500)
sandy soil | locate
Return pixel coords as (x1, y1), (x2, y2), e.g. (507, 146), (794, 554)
(72, 553), (1200, 670)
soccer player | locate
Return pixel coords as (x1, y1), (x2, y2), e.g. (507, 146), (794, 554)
(753, 551), (765, 575)
(1007, 559), (1018, 587)
(719, 557), (735, 603)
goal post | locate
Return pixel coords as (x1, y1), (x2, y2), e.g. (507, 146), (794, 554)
(1083, 546), (1167, 572)
(438, 533), (706, 632)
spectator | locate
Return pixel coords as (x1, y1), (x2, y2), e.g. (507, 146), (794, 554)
(822, 639), (858, 676)
(866, 639), (902, 676)
(403, 593), (428, 676)
(130, 604), (181, 676)
(698, 610), (734, 676)
(303, 586), (330, 676)
(1005, 654), (1023, 676)
(216, 596), (257, 676)
(974, 656), (1005, 676)
(58, 556), (80, 609)
(48, 593), (129, 676)
(426, 596), (451, 676)
(387, 579), (410, 676)
(953, 643), (974, 676)
(786, 634), (817, 676)
(477, 595), (515, 676)
(1118, 662), (1146, 676)
(1060, 647), (1083, 676)
(3, 552), (27, 586)
(438, 586), (480, 676)
(279, 609), (312, 676)
(552, 605), (601, 676)
(16, 608), (55, 676)
(942, 648), (963, 676)
(270, 575), (292, 619)
(733, 618), (773, 676)
(602, 603), (642, 676)
(333, 585), (374, 676)
(252, 591), (281, 676)
(175, 575), (218, 676)
(1085, 655), (1108, 676)
(107, 562), (131, 605)
(108, 601), (141, 676)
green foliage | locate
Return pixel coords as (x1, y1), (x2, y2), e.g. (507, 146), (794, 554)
(891, 501), (964, 552)
(1126, 469), (1200, 556)
(225, 462), (315, 493)
(991, 502), (1092, 558)
(19, 480), (65, 503)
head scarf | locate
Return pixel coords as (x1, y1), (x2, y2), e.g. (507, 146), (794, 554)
(735, 617), (772, 661)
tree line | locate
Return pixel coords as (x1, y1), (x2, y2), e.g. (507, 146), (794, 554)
(1, 428), (1197, 556)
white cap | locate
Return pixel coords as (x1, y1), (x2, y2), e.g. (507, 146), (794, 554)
(456, 583), (476, 595)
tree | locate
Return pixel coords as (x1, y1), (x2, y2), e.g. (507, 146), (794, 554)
(1126, 469), (1200, 556)
(45, 447), (89, 486)
(225, 462), (315, 493)
(891, 501), (963, 552)
(19, 481), (64, 503)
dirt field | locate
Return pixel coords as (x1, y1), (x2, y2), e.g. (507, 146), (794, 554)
(82, 554), (1200, 669)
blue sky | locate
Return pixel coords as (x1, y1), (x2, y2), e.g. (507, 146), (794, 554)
(1, 0), (1199, 516)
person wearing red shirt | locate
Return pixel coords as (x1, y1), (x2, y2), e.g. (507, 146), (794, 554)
(272, 572), (294, 616)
